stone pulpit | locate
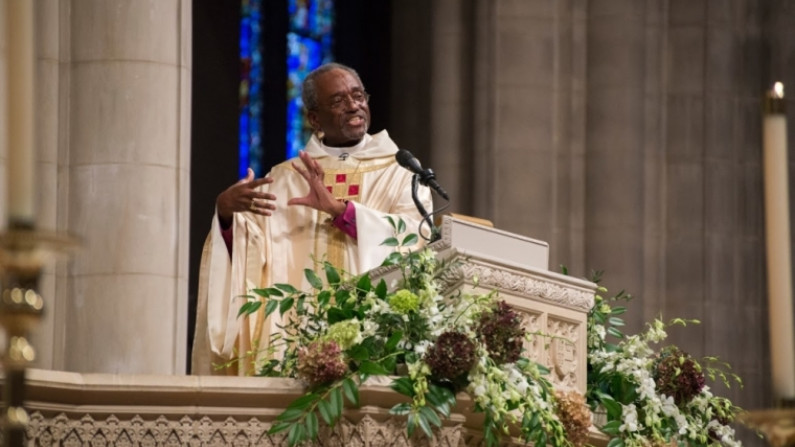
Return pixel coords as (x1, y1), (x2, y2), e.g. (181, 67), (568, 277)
(13, 217), (601, 446)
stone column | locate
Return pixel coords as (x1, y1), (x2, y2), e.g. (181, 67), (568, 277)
(29, 0), (65, 371)
(53, 0), (191, 374)
(583, 0), (650, 304)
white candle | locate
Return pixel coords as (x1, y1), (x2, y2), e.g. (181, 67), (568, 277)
(762, 81), (795, 403)
(6, 0), (36, 224)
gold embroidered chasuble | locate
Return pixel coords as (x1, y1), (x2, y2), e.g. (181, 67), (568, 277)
(192, 131), (433, 375)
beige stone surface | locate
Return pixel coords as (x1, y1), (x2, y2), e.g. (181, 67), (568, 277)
(65, 274), (179, 373)
(11, 0), (193, 375)
(69, 62), (180, 167)
(69, 164), (179, 276)
(70, 0), (180, 64)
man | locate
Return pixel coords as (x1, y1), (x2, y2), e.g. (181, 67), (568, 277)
(191, 63), (433, 375)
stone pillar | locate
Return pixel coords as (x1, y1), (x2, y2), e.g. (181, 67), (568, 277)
(427, 0), (473, 211)
(30, 0), (65, 371)
(52, 0), (191, 374)
(583, 0), (649, 305)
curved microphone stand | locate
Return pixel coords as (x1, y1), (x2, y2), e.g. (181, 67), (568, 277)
(411, 174), (442, 242)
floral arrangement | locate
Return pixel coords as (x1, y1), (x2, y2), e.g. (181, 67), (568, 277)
(237, 220), (745, 447)
(238, 218), (585, 446)
(585, 272), (745, 447)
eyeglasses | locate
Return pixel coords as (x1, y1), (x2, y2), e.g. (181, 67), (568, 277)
(326, 91), (370, 110)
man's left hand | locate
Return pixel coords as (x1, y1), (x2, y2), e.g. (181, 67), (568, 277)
(288, 150), (347, 217)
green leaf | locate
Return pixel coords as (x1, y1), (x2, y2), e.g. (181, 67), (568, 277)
(359, 360), (390, 376)
(385, 215), (397, 231)
(324, 262), (341, 286)
(317, 399), (333, 425)
(356, 274), (372, 295)
(407, 412), (418, 437)
(401, 233), (418, 247)
(275, 407), (304, 422)
(264, 299), (279, 317)
(327, 308), (349, 324)
(287, 423), (304, 447)
(607, 326), (624, 338)
(267, 421), (293, 435)
(287, 393), (318, 411)
(238, 300), (262, 317)
(347, 344), (370, 361)
(342, 377), (360, 407)
(598, 393), (622, 419)
(279, 297), (295, 315)
(295, 295), (306, 314)
(606, 437), (625, 447)
(380, 356), (397, 375)
(397, 218), (406, 234)
(389, 402), (411, 415)
(380, 237), (400, 247)
(261, 287), (284, 297)
(305, 412), (319, 439)
(390, 377), (415, 397)
(274, 283), (299, 293)
(417, 410), (433, 437)
(608, 316), (625, 326)
(610, 305), (627, 315)
(317, 290), (332, 308)
(330, 387), (344, 418)
(375, 280), (388, 299)
(419, 406), (442, 427)
(381, 252), (403, 266)
(385, 331), (403, 352)
(601, 420), (622, 436)
(335, 289), (351, 306)
(427, 384), (455, 417)
(305, 269), (323, 289)
(252, 288), (270, 297)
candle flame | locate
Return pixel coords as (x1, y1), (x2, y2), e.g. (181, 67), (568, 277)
(773, 82), (785, 99)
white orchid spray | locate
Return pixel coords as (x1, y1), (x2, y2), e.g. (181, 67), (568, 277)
(585, 274), (744, 447)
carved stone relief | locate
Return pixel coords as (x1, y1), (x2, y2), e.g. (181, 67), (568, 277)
(548, 318), (580, 389)
(436, 261), (593, 313)
(25, 412), (473, 447)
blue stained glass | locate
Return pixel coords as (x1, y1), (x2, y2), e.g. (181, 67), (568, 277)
(286, 0), (334, 159)
(241, 0), (334, 169)
(239, 0), (263, 178)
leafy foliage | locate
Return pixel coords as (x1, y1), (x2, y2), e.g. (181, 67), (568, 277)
(238, 218), (581, 446)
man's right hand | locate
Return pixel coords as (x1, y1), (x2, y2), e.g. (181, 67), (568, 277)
(216, 168), (276, 227)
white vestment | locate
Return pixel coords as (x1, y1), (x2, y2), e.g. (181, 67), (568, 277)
(191, 131), (433, 375)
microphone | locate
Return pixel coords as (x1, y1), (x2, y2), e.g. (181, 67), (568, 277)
(395, 149), (450, 200)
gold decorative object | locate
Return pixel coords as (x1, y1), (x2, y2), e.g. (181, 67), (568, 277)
(0, 226), (77, 447)
(740, 405), (795, 447)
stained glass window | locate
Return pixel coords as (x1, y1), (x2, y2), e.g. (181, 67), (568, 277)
(286, 0), (334, 159)
(239, 0), (263, 177)
(240, 0), (333, 175)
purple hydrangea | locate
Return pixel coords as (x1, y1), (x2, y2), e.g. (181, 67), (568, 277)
(653, 346), (705, 406)
(478, 301), (525, 364)
(425, 331), (477, 380)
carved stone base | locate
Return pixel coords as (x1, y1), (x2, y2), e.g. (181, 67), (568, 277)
(4, 369), (609, 446)
(26, 413), (468, 447)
